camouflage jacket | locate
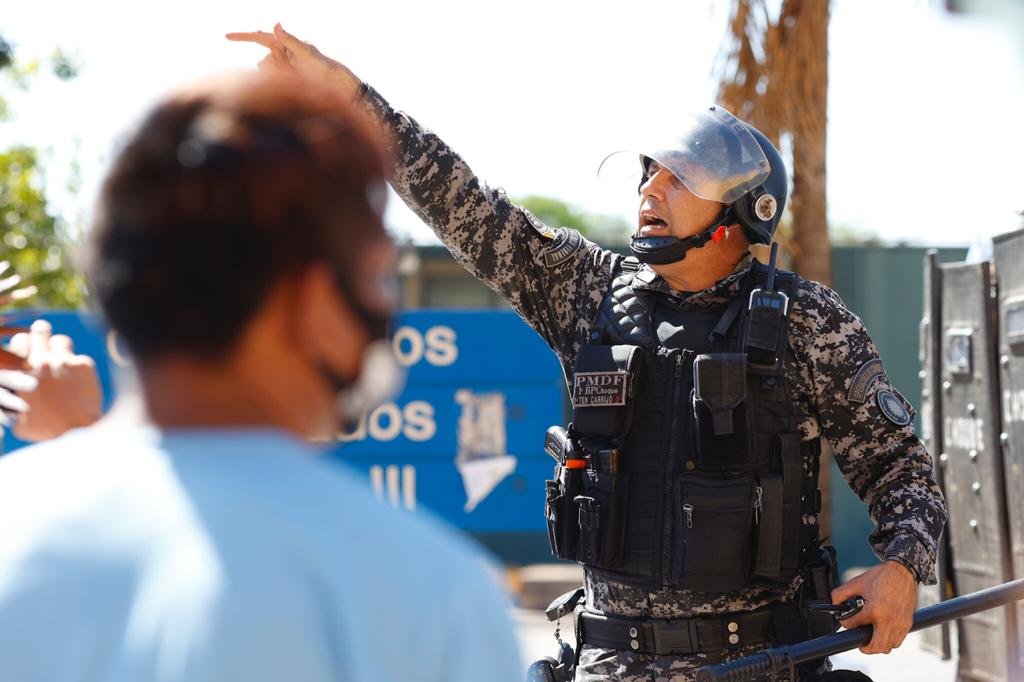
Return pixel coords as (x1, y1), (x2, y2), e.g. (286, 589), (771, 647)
(360, 86), (947, 621)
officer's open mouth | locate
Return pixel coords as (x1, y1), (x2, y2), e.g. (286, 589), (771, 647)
(639, 213), (669, 235)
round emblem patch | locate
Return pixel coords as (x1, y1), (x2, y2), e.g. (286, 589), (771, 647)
(754, 194), (778, 221)
(876, 389), (912, 426)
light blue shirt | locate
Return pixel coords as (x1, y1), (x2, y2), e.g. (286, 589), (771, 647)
(0, 423), (521, 682)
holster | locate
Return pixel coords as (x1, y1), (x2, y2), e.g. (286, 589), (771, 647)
(543, 345), (640, 568)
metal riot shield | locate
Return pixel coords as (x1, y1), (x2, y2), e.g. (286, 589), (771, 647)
(992, 228), (1024, 679)
(918, 250), (953, 659)
(940, 260), (1017, 681)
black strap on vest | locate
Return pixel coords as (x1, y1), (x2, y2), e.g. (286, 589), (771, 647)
(708, 293), (748, 343)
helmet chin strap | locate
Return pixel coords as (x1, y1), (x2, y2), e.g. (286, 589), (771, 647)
(630, 207), (735, 266)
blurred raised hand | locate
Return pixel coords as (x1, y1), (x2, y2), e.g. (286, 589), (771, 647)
(4, 319), (102, 442)
(0, 261), (103, 442)
(0, 261), (38, 428)
(226, 23), (361, 99)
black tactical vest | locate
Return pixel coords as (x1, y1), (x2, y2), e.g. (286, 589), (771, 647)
(545, 258), (823, 592)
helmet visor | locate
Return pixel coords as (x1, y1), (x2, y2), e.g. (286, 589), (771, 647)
(601, 106), (770, 204)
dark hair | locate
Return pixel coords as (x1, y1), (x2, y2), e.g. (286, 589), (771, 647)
(88, 72), (390, 363)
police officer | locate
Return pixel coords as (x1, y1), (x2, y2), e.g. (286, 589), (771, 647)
(230, 24), (948, 680)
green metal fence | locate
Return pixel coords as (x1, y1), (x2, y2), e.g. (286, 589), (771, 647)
(829, 245), (967, 571)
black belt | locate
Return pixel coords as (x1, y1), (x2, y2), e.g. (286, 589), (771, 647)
(577, 601), (799, 656)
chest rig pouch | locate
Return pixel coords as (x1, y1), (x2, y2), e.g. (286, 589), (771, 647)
(545, 345), (640, 568)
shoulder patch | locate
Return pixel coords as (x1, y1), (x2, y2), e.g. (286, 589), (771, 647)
(542, 228), (584, 268)
(877, 388), (912, 426)
(848, 358), (884, 403)
(524, 209), (558, 240)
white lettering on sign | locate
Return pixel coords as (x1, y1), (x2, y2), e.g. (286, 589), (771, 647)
(369, 464), (416, 511)
(1004, 389), (1024, 425)
(944, 415), (986, 453)
(338, 400), (437, 443)
(424, 325), (458, 366)
(391, 325), (458, 368)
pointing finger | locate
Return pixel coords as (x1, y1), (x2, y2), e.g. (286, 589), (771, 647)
(225, 31), (280, 50)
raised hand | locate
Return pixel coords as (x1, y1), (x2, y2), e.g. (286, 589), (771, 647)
(226, 23), (361, 99)
(6, 320), (102, 442)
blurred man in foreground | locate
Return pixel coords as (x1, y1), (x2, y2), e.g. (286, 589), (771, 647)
(0, 72), (520, 681)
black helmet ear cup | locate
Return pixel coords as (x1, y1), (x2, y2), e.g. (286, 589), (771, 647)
(733, 186), (782, 245)
(733, 125), (788, 244)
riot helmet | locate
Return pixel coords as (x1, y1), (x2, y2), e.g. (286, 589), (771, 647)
(621, 106), (788, 264)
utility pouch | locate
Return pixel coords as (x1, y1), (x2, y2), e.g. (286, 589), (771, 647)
(571, 345), (641, 439)
(692, 353), (752, 470)
(753, 474), (785, 580)
(545, 460), (584, 561)
(671, 475), (758, 592)
(575, 468), (629, 568)
(575, 495), (602, 564)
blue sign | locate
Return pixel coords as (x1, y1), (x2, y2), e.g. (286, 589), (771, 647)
(1, 309), (566, 535)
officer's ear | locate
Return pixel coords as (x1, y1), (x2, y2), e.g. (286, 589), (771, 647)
(290, 263), (368, 382)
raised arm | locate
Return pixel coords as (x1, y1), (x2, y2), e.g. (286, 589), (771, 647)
(227, 25), (617, 367)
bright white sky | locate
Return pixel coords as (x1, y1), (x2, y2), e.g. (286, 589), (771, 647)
(2, 0), (1022, 249)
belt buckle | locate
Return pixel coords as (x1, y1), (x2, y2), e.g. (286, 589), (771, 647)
(651, 618), (698, 655)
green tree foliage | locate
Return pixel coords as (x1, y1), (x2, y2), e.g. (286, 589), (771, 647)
(514, 194), (631, 245)
(0, 147), (86, 306)
(0, 34), (85, 308)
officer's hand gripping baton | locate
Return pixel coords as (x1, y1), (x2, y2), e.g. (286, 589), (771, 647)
(695, 577), (1024, 682)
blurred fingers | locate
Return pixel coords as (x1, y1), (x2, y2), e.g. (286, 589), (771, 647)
(48, 334), (75, 356)
(28, 320), (52, 362)
(0, 285), (39, 306)
(0, 370), (38, 392)
(0, 273), (22, 295)
(8, 332), (30, 358)
(0, 386), (29, 413)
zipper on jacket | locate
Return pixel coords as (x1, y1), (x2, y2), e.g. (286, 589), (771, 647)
(753, 485), (763, 525)
(661, 352), (684, 588)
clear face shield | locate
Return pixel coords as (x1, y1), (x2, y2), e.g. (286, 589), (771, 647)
(599, 105), (771, 204)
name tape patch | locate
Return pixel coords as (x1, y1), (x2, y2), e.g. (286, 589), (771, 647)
(572, 371), (628, 407)
(848, 359), (884, 403)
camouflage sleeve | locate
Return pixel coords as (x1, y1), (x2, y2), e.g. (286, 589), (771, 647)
(357, 85), (616, 368)
(789, 280), (948, 584)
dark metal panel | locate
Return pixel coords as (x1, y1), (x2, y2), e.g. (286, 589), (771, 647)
(919, 250), (953, 659)
(991, 228), (1024, 678)
(940, 261), (1016, 681)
